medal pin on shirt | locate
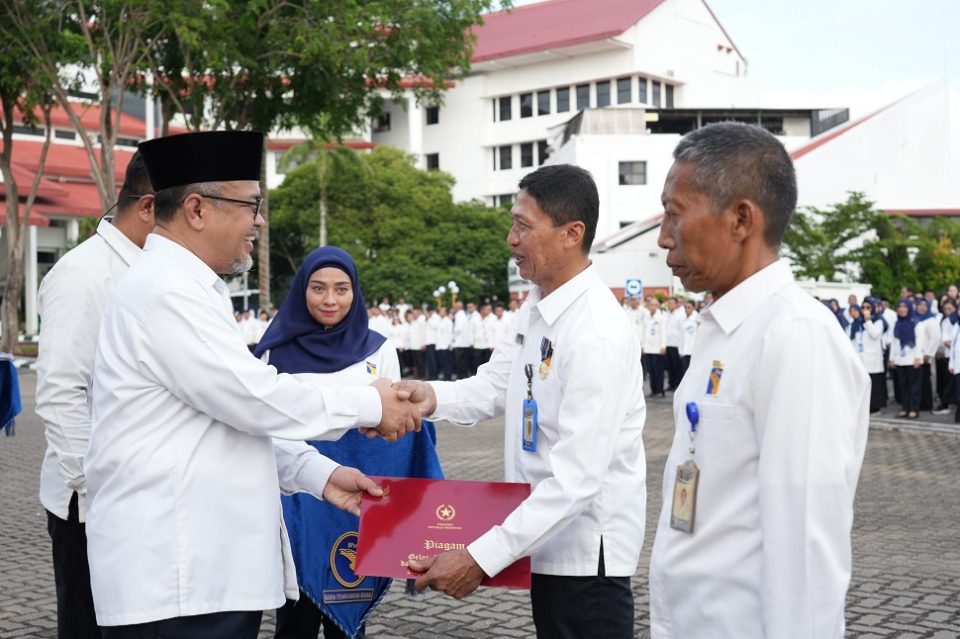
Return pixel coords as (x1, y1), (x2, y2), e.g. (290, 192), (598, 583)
(670, 401), (700, 533)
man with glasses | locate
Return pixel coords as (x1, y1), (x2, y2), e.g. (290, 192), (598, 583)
(83, 131), (420, 639)
(37, 150), (156, 639)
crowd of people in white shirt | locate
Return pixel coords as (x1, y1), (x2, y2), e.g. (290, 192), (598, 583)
(366, 298), (520, 380)
(235, 308), (275, 352)
(825, 285), (960, 421)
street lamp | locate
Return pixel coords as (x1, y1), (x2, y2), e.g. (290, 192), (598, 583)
(448, 281), (459, 306)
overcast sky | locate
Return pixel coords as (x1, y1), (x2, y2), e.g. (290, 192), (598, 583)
(508, 0), (959, 117)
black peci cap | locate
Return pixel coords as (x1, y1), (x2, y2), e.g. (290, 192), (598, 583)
(138, 131), (264, 191)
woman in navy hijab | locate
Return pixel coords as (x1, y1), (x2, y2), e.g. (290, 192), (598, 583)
(256, 247), (442, 639)
(890, 299), (922, 418)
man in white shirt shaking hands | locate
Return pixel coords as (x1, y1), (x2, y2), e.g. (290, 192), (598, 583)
(649, 122), (869, 638)
(396, 164), (646, 639)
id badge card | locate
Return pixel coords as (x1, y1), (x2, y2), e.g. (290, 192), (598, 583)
(669, 459), (700, 533)
(521, 398), (538, 452)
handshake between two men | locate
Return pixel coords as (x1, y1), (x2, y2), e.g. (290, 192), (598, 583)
(362, 378), (440, 441)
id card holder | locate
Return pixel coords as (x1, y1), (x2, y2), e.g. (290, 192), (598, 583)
(521, 398), (538, 452)
(669, 459), (699, 533)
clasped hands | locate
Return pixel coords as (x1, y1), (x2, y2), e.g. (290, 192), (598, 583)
(361, 378), (439, 441)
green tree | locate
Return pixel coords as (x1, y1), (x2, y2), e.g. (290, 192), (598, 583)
(279, 142), (368, 248)
(146, 0), (502, 308)
(0, 12), (59, 349)
(269, 147), (511, 306)
(782, 192), (882, 281)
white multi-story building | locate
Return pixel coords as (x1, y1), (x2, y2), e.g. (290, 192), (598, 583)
(368, 0), (753, 208)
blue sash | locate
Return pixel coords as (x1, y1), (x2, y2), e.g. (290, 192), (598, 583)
(284, 420), (443, 638)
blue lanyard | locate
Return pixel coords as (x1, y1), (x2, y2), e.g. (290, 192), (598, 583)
(686, 401), (699, 456)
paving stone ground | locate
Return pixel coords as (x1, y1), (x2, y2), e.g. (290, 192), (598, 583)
(2, 371), (958, 638)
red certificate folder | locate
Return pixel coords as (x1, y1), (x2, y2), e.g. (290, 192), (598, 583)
(355, 477), (531, 589)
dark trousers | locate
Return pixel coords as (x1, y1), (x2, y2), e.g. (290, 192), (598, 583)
(935, 357), (950, 402)
(275, 595), (363, 639)
(409, 349), (424, 378)
(437, 349), (454, 380)
(47, 491), (99, 639)
(424, 345), (438, 380)
(868, 372), (887, 413)
(643, 353), (666, 395)
(453, 347), (471, 380)
(665, 346), (683, 389)
(920, 361), (933, 410)
(102, 610), (261, 639)
(530, 543), (633, 639)
(897, 365), (921, 413)
(681, 354), (691, 376)
(473, 347), (492, 369)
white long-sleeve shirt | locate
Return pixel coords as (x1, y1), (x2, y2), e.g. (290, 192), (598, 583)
(851, 319), (885, 374)
(37, 219), (141, 522)
(666, 306), (685, 348)
(649, 260), (869, 639)
(452, 309), (473, 348)
(916, 316), (941, 359)
(680, 311), (698, 357)
(430, 265), (646, 578)
(435, 316), (454, 350)
(642, 309), (667, 354)
(85, 234), (383, 626)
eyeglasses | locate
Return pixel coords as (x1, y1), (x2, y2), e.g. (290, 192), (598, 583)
(204, 195), (263, 219)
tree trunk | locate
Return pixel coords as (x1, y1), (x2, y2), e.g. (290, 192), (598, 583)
(320, 186), (328, 247)
(257, 143), (271, 310)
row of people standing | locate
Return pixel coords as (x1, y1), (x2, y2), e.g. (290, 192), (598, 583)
(624, 296), (699, 397)
(368, 300), (518, 380)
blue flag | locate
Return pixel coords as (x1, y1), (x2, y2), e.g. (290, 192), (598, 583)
(284, 420), (444, 638)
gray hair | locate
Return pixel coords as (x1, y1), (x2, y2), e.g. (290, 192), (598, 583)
(673, 122), (797, 247)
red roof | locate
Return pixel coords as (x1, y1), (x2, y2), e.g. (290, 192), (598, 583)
(5, 101), (148, 138)
(0, 204), (52, 227)
(471, 0), (667, 63)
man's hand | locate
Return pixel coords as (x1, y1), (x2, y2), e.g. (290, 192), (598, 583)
(408, 549), (486, 599)
(369, 378), (420, 441)
(392, 380), (438, 417)
(322, 466), (383, 516)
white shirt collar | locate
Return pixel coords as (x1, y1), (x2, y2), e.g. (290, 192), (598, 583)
(702, 259), (793, 335)
(143, 233), (225, 293)
(531, 262), (599, 327)
(97, 218), (141, 266)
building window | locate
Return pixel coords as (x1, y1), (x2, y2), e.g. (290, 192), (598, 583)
(618, 161), (647, 185)
(520, 92), (533, 118)
(638, 77), (648, 104)
(497, 193), (514, 207)
(54, 129), (77, 140)
(425, 106), (439, 125)
(13, 124), (43, 136)
(665, 84), (674, 108)
(425, 153), (439, 170)
(652, 80), (661, 107)
(537, 90), (550, 116)
(576, 84), (590, 110)
(499, 96), (512, 121)
(556, 87), (570, 113)
(537, 140), (550, 166)
(114, 136), (140, 147)
(596, 80), (611, 108)
(617, 77), (632, 104)
(499, 145), (512, 171)
(520, 142), (534, 168)
(372, 113), (391, 133)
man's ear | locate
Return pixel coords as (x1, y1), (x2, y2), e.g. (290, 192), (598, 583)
(730, 199), (764, 244)
(182, 193), (205, 231)
(564, 220), (586, 250)
(136, 194), (155, 225)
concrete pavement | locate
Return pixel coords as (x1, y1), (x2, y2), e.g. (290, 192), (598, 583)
(1, 372), (958, 638)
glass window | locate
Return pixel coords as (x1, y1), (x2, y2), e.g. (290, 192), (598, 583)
(499, 145), (512, 171)
(665, 84), (674, 109)
(520, 92), (533, 118)
(498, 193), (514, 206)
(13, 124), (43, 136)
(618, 161), (647, 185)
(537, 140), (550, 166)
(596, 81), (611, 108)
(372, 113), (391, 132)
(617, 77), (632, 104)
(537, 90), (550, 116)
(54, 129), (77, 140)
(638, 77), (648, 104)
(576, 84), (590, 110)
(425, 106), (439, 125)
(556, 87), (570, 113)
(499, 96), (512, 121)
(426, 153), (439, 170)
(520, 142), (534, 167)
(652, 81), (661, 107)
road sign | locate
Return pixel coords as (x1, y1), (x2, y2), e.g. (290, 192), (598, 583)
(625, 278), (643, 297)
